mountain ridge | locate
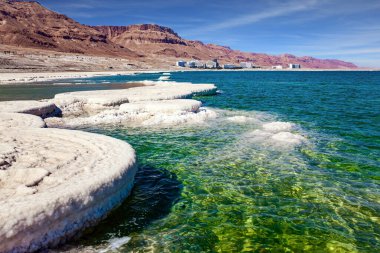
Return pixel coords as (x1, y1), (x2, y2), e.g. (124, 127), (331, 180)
(0, 1), (358, 69)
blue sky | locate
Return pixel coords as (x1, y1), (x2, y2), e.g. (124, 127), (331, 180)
(38, 0), (380, 67)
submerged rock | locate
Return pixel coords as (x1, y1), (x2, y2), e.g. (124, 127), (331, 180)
(262, 122), (293, 132)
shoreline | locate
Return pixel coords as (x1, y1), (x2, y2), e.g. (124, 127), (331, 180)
(0, 81), (218, 252)
(0, 70), (174, 85)
(1, 68), (379, 85)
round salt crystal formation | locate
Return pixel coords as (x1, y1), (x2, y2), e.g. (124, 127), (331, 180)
(262, 122), (293, 132)
(0, 113), (46, 128)
(119, 99), (202, 114)
(0, 100), (58, 117)
(0, 128), (137, 253)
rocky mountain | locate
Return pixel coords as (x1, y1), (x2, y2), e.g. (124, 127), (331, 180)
(0, 0), (357, 69)
(94, 24), (357, 69)
(0, 0), (139, 57)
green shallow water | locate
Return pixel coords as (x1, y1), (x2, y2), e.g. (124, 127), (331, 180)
(2, 71), (379, 252)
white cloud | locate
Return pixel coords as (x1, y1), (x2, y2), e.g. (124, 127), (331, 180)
(183, 0), (320, 35)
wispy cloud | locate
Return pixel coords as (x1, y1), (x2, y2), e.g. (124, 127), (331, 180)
(183, 0), (320, 36)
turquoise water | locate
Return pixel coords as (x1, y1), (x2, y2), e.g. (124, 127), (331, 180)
(2, 71), (380, 252)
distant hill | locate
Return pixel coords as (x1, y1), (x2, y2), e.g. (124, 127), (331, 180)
(0, 0), (357, 69)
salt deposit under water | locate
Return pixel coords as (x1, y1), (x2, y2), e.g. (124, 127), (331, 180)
(1, 71), (379, 252)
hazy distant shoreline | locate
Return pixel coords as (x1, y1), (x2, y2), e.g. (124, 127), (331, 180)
(0, 68), (379, 85)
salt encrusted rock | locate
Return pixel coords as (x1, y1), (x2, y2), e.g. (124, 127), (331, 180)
(53, 82), (217, 115)
(0, 128), (137, 253)
(262, 122), (293, 132)
(0, 113), (46, 128)
(127, 81), (218, 100)
(0, 100), (58, 117)
(271, 131), (305, 144)
(45, 100), (215, 128)
(226, 116), (254, 123)
(119, 99), (202, 114)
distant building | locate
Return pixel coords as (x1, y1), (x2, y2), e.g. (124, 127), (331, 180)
(195, 61), (206, 68)
(186, 60), (205, 68)
(212, 59), (220, 68)
(272, 65), (283, 70)
(224, 64), (242, 69)
(289, 63), (301, 69)
(176, 61), (186, 67)
(240, 62), (253, 68)
(186, 61), (197, 68)
(206, 60), (218, 69)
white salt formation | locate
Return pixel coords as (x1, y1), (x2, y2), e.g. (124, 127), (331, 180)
(0, 100), (58, 117)
(45, 99), (216, 128)
(119, 99), (202, 114)
(244, 121), (305, 148)
(271, 131), (305, 145)
(262, 122), (293, 132)
(0, 128), (137, 253)
(0, 81), (218, 252)
(53, 82), (216, 116)
(0, 113), (46, 128)
(48, 82), (218, 127)
(226, 115), (255, 123)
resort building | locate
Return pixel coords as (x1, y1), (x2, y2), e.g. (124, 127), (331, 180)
(206, 60), (218, 69)
(272, 65), (283, 70)
(289, 63), (301, 69)
(186, 61), (197, 68)
(223, 64), (242, 69)
(240, 62), (253, 68)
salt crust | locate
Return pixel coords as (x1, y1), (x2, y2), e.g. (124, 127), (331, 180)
(262, 122), (293, 132)
(0, 128), (137, 253)
(0, 113), (46, 128)
(45, 100), (216, 127)
(0, 100), (58, 117)
(54, 82), (217, 116)
(0, 81), (217, 252)
(245, 121), (305, 147)
(49, 81), (218, 127)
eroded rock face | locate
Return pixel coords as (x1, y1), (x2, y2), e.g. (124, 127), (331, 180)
(93, 24), (357, 69)
(0, 128), (137, 253)
(0, 0), (138, 57)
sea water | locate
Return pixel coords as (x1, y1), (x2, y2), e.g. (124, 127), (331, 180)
(2, 71), (379, 252)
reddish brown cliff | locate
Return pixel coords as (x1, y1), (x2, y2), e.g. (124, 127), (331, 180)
(0, 0), (138, 57)
(93, 24), (357, 69)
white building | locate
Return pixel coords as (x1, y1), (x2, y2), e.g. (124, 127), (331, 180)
(240, 62), (253, 68)
(224, 64), (242, 69)
(289, 64), (301, 69)
(186, 61), (197, 68)
(206, 61), (218, 69)
(272, 65), (283, 70)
